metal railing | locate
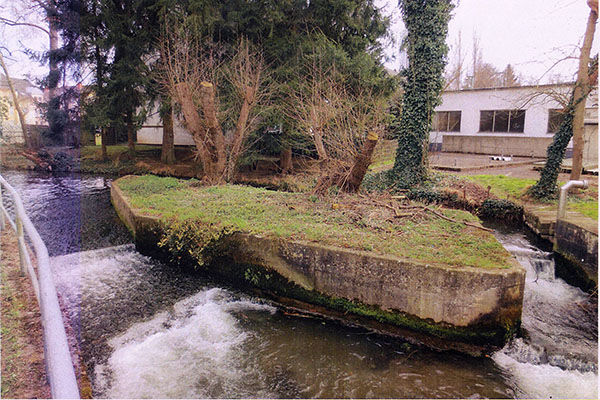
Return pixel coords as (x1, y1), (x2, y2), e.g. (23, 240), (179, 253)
(0, 174), (80, 399)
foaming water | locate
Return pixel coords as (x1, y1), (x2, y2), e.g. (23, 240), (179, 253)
(94, 289), (277, 399)
(491, 228), (598, 399)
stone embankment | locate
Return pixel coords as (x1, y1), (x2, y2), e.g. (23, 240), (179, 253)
(111, 177), (526, 353)
(524, 205), (597, 291)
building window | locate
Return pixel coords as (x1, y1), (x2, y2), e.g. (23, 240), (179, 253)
(479, 110), (525, 133)
(433, 111), (461, 132)
(547, 109), (565, 133)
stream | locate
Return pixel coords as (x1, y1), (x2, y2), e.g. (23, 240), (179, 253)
(2, 170), (597, 398)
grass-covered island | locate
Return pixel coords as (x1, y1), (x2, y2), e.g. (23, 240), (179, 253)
(112, 175), (526, 353)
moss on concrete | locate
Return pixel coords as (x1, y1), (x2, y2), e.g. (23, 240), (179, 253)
(211, 258), (518, 347)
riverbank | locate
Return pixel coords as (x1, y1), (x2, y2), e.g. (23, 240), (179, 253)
(112, 175), (526, 352)
(0, 233), (50, 398)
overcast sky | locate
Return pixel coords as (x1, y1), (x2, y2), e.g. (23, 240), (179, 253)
(1, 0), (599, 84)
(381, 0), (599, 83)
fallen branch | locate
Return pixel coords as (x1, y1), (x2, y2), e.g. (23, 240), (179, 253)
(422, 206), (493, 232)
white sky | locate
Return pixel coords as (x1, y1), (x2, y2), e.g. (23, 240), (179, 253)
(1, 0), (599, 85)
(380, 0), (599, 83)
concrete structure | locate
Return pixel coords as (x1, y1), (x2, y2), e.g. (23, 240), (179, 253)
(111, 178), (526, 350)
(554, 217), (598, 290)
(432, 84), (598, 161)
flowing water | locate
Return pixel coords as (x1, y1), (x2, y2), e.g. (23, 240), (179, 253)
(2, 170), (597, 399)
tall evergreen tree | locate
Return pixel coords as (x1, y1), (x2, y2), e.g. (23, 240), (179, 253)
(101, 0), (157, 157)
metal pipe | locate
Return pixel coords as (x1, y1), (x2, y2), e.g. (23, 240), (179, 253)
(0, 175), (80, 399)
(557, 180), (589, 220)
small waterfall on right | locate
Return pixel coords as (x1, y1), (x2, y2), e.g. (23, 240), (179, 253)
(491, 229), (598, 399)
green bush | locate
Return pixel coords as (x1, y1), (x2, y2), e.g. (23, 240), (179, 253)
(478, 199), (523, 223)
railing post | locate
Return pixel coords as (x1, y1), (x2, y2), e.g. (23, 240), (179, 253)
(16, 214), (26, 276)
(0, 185), (5, 230)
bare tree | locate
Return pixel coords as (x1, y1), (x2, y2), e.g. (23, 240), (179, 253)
(463, 33), (503, 89)
(288, 60), (388, 193)
(160, 26), (268, 183)
(444, 30), (466, 90)
(0, 51), (34, 148)
(571, 0), (598, 180)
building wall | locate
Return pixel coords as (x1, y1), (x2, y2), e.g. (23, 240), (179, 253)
(431, 84), (598, 159)
(137, 107), (195, 146)
(0, 86), (46, 145)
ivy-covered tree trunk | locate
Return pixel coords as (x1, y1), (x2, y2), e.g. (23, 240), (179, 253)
(390, 0), (453, 188)
(528, 97), (576, 199)
(528, 56), (598, 199)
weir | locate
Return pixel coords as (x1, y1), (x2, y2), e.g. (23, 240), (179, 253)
(2, 170), (597, 399)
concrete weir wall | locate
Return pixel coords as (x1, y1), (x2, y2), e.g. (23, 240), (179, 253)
(554, 217), (598, 290)
(111, 182), (526, 348)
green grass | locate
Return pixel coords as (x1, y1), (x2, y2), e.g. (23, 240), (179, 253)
(467, 175), (537, 200)
(466, 174), (598, 220)
(117, 175), (513, 269)
(81, 144), (161, 160)
(568, 200), (598, 219)
(368, 158), (394, 171)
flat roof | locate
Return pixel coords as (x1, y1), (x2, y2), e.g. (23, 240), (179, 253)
(443, 82), (577, 93)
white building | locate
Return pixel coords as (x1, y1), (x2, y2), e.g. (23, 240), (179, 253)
(431, 83), (598, 161)
(137, 106), (194, 146)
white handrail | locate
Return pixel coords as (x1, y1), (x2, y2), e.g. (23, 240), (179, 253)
(0, 174), (80, 399)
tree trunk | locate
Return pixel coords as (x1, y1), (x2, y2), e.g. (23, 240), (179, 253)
(570, 5), (597, 180)
(48, 3), (62, 144)
(280, 147), (293, 174)
(175, 82), (215, 180)
(160, 99), (175, 164)
(101, 127), (108, 161)
(0, 52), (32, 149)
(126, 108), (135, 157)
(198, 81), (226, 181)
(313, 129), (328, 160)
(344, 132), (378, 192)
(226, 85), (254, 181)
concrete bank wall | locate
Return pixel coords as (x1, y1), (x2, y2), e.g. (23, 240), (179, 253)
(442, 135), (553, 157)
(554, 217), (598, 290)
(523, 206), (598, 292)
(111, 182), (526, 347)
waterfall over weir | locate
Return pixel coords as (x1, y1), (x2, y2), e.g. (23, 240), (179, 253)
(3, 170), (597, 399)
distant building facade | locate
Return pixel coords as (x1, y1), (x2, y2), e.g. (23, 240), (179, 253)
(137, 105), (194, 146)
(0, 74), (46, 144)
(431, 83), (598, 163)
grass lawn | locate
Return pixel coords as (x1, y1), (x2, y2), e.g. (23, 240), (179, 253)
(117, 175), (513, 269)
(467, 174), (598, 220)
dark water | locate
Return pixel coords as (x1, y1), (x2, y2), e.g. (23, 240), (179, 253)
(2, 170), (597, 399)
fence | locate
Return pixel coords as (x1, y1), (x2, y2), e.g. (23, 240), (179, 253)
(0, 174), (80, 399)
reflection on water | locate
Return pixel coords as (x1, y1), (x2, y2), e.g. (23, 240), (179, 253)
(3, 171), (597, 399)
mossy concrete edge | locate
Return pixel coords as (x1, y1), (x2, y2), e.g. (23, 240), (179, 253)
(111, 178), (526, 349)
